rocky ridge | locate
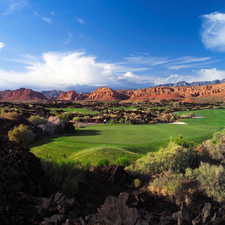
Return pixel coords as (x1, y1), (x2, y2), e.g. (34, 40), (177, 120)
(2, 83), (225, 102)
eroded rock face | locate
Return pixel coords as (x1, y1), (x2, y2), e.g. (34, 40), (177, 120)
(128, 84), (225, 102)
(0, 88), (47, 102)
(57, 91), (79, 101)
(88, 87), (127, 101)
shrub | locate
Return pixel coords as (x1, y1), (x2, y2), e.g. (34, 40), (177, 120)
(148, 171), (198, 202)
(171, 135), (194, 148)
(28, 115), (47, 126)
(8, 124), (35, 147)
(97, 159), (110, 167)
(127, 141), (199, 175)
(115, 156), (131, 167)
(41, 160), (85, 197)
(0, 111), (20, 120)
(133, 178), (142, 189)
(191, 163), (225, 202)
(198, 129), (225, 164)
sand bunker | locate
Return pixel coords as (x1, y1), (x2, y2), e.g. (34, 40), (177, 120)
(192, 116), (205, 119)
(171, 121), (187, 125)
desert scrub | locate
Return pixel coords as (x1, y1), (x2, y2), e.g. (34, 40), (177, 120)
(41, 160), (86, 197)
(96, 159), (110, 167)
(148, 171), (199, 205)
(198, 129), (225, 164)
(28, 115), (47, 126)
(190, 163), (225, 202)
(127, 141), (199, 175)
(115, 156), (131, 167)
(8, 124), (35, 147)
(0, 111), (21, 120)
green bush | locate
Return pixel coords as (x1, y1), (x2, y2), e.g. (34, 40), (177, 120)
(115, 156), (131, 167)
(171, 135), (194, 148)
(41, 160), (85, 197)
(148, 171), (198, 201)
(199, 129), (225, 163)
(127, 141), (199, 175)
(97, 159), (110, 167)
(8, 124), (35, 147)
(191, 163), (225, 202)
(28, 115), (47, 126)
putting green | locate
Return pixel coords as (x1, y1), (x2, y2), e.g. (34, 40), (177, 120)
(32, 109), (225, 164)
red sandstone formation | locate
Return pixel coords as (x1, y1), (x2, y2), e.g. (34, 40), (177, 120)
(2, 83), (225, 102)
(88, 87), (126, 101)
(0, 88), (47, 102)
(127, 84), (225, 102)
(57, 90), (79, 101)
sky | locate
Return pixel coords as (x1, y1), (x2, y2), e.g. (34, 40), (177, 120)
(1, 0), (225, 91)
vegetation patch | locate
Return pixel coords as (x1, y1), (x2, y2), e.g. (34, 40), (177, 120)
(48, 107), (99, 115)
(69, 146), (140, 166)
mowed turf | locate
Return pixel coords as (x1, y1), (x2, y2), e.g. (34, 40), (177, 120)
(32, 109), (225, 165)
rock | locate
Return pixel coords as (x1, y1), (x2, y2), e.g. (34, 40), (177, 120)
(88, 87), (127, 101)
(97, 193), (140, 225)
(0, 88), (47, 102)
(57, 91), (79, 101)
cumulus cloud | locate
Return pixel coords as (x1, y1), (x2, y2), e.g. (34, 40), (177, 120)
(0, 50), (224, 90)
(0, 42), (5, 49)
(201, 12), (225, 51)
(0, 51), (126, 90)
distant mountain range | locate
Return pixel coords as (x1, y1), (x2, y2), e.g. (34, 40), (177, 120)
(157, 79), (225, 87)
(1, 79), (225, 103)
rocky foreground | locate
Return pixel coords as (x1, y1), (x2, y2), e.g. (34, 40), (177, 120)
(1, 134), (225, 225)
(2, 82), (225, 103)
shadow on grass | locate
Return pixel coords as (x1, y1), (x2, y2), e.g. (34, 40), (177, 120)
(31, 129), (101, 148)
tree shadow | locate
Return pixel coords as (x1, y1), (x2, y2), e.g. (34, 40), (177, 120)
(76, 129), (101, 136)
(31, 129), (101, 147)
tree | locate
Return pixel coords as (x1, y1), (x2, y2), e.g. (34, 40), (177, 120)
(8, 124), (35, 147)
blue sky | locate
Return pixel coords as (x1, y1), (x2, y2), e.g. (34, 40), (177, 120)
(1, 0), (225, 90)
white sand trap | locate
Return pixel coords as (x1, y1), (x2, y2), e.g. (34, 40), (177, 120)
(170, 121), (187, 125)
(192, 116), (205, 119)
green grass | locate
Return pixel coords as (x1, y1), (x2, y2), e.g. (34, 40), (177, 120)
(32, 109), (225, 165)
(48, 107), (99, 114)
(108, 106), (138, 111)
(69, 146), (139, 165)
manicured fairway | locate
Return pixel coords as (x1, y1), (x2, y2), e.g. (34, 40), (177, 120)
(32, 109), (225, 165)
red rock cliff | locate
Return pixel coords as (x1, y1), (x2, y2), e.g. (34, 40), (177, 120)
(0, 88), (47, 102)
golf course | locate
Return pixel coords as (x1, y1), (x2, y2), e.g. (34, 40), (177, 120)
(32, 109), (225, 165)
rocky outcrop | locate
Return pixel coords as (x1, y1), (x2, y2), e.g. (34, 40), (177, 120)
(57, 91), (79, 101)
(42, 90), (63, 99)
(88, 87), (128, 101)
(2, 82), (225, 103)
(128, 83), (225, 102)
(0, 88), (47, 102)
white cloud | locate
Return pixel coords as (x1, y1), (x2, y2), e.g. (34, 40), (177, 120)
(76, 17), (86, 24)
(0, 51), (224, 90)
(201, 12), (225, 51)
(1, 0), (28, 15)
(196, 68), (225, 81)
(124, 55), (213, 71)
(0, 42), (5, 49)
(42, 17), (52, 24)
(0, 51), (125, 90)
